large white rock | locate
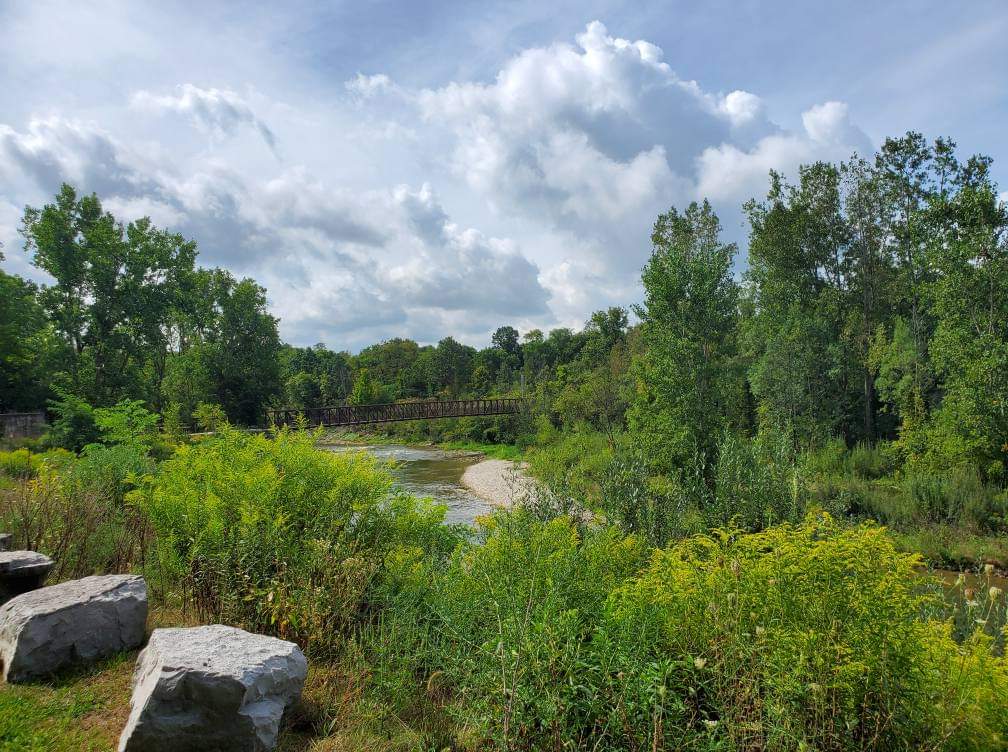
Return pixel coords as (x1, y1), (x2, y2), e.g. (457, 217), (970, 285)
(118, 625), (307, 752)
(0, 574), (147, 682)
(0, 550), (54, 603)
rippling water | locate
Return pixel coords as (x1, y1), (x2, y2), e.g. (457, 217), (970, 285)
(324, 443), (494, 525)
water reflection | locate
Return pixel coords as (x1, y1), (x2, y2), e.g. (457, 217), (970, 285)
(324, 443), (494, 526)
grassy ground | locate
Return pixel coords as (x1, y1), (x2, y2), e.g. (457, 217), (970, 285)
(0, 647), (422, 752)
(890, 526), (1008, 572)
(0, 654), (134, 751)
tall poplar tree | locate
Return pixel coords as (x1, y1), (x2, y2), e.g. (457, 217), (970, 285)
(629, 201), (740, 475)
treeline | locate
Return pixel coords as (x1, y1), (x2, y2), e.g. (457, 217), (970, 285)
(631, 133), (1008, 484)
(2, 131), (1006, 485)
(0, 183), (633, 440)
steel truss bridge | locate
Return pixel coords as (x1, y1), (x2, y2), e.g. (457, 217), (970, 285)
(265, 397), (525, 428)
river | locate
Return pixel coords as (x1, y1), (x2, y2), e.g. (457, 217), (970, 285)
(324, 443), (496, 525)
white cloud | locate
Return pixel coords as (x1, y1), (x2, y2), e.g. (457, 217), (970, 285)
(1, 17), (884, 349)
(345, 73), (394, 99)
(695, 101), (871, 204)
(132, 84), (277, 152)
(0, 115), (548, 350)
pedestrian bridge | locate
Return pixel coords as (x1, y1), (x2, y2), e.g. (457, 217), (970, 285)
(265, 397), (524, 428)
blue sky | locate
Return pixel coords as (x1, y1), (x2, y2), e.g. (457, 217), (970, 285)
(1, 0), (1005, 350)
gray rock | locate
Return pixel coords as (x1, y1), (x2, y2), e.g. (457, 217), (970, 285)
(119, 625), (307, 752)
(0, 534), (11, 552)
(0, 574), (148, 682)
(0, 550), (54, 603)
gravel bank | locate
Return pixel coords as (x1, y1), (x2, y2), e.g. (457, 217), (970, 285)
(460, 459), (532, 508)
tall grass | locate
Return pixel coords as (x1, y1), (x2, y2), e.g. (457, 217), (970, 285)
(133, 426), (460, 656)
(363, 510), (1008, 750)
(0, 444), (151, 579)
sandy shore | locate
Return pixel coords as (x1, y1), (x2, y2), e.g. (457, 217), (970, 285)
(461, 459), (533, 507)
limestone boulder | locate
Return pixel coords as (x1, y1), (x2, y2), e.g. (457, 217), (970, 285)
(119, 625), (307, 752)
(0, 574), (148, 682)
(0, 550), (53, 603)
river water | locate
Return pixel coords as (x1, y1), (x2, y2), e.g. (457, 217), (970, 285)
(324, 443), (495, 525)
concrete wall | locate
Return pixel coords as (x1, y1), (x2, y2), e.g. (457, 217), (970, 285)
(0, 412), (47, 440)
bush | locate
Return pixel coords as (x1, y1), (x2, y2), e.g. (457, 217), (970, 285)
(93, 399), (159, 448)
(45, 390), (99, 451)
(372, 511), (1008, 750)
(372, 510), (647, 747)
(0, 444), (153, 580)
(134, 427), (459, 656)
(0, 448), (40, 479)
(598, 514), (1008, 751)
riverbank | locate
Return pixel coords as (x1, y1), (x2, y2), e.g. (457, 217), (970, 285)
(460, 458), (532, 507)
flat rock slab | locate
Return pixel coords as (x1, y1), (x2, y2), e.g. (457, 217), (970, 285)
(0, 574), (148, 682)
(0, 550), (54, 604)
(119, 625), (307, 752)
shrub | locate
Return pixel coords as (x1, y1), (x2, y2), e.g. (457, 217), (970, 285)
(134, 427), (459, 656)
(93, 399), (159, 448)
(376, 510), (647, 747)
(0, 445), (152, 580)
(45, 390), (99, 451)
(193, 401), (227, 432)
(0, 448), (40, 479)
(377, 511), (1008, 750)
(602, 514), (1008, 751)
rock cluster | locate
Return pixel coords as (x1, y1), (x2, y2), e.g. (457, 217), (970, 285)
(118, 625), (307, 752)
(0, 551), (307, 750)
(0, 574), (148, 682)
(0, 550), (53, 603)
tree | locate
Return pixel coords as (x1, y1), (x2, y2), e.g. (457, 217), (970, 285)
(925, 180), (1008, 478)
(491, 326), (521, 361)
(628, 201), (740, 475)
(349, 368), (380, 405)
(20, 184), (198, 406)
(0, 270), (60, 410)
(743, 164), (853, 444)
(433, 337), (475, 396)
(204, 275), (282, 425)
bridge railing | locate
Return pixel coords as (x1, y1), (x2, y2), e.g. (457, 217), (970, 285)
(265, 397), (525, 428)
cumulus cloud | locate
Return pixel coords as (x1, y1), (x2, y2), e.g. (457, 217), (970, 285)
(695, 102), (871, 203)
(132, 84), (278, 152)
(0, 115), (549, 349)
(350, 21), (873, 284)
(2, 17), (882, 349)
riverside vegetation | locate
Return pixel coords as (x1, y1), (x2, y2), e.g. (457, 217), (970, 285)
(1, 131), (1007, 749)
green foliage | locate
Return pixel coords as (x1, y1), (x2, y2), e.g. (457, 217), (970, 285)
(349, 368), (381, 405)
(93, 399), (159, 448)
(629, 200), (741, 476)
(369, 510), (1008, 750)
(0, 448), (41, 479)
(371, 510), (647, 747)
(605, 514), (1008, 751)
(21, 183), (198, 407)
(134, 427), (459, 656)
(526, 429), (614, 506)
(44, 389), (99, 451)
(0, 270), (60, 411)
(0, 444), (152, 579)
(193, 401), (227, 432)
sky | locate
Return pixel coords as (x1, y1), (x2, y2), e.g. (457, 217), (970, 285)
(1, 0), (1006, 351)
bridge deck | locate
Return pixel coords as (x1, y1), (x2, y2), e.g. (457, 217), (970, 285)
(266, 397), (524, 428)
